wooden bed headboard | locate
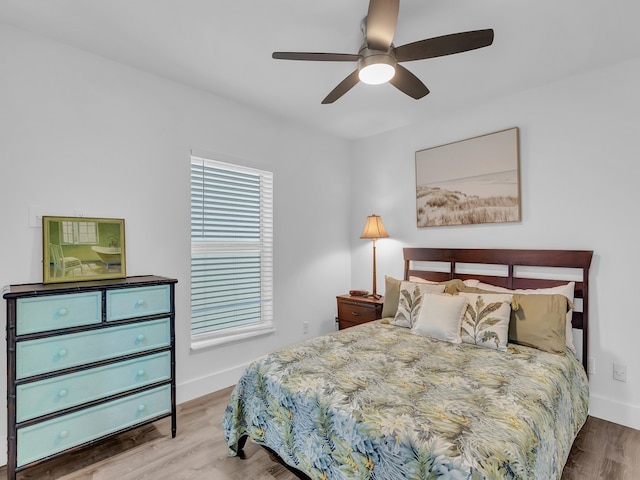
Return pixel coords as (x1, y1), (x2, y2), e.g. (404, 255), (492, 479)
(403, 248), (594, 372)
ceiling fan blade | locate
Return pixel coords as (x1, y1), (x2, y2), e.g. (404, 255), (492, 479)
(389, 64), (429, 99)
(366, 0), (399, 51)
(272, 52), (360, 62)
(394, 29), (494, 62)
(322, 70), (360, 104)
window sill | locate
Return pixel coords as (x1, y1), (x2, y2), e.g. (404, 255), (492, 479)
(190, 322), (275, 351)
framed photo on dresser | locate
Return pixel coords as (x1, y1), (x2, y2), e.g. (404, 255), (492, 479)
(42, 216), (126, 283)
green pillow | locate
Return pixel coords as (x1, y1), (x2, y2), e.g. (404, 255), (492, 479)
(381, 276), (402, 318)
(509, 294), (568, 354)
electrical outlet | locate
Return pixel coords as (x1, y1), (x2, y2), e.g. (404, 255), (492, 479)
(303, 322), (309, 334)
(613, 363), (627, 382)
(588, 357), (595, 375)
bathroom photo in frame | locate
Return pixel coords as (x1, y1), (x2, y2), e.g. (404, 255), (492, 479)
(42, 216), (126, 284)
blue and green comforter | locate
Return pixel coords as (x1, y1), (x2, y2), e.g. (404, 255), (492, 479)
(223, 321), (588, 479)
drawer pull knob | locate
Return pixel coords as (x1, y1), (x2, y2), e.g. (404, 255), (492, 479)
(58, 389), (68, 398)
(137, 404), (146, 412)
(59, 430), (69, 439)
(136, 299), (147, 307)
(351, 311), (361, 316)
(58, 348), (68, 358)
(136, 334), (146, 343)
(137, 369), (145, 377)
(57, 307), (69, 316)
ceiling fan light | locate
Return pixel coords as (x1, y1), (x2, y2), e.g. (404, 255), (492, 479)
(359, 63), (395, 84)
(358, 51), (396, 84)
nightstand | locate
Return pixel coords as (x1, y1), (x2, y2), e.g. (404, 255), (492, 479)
(336, 294), (384, 330)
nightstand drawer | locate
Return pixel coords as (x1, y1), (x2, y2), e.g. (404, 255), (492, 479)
(106, 285), (171, 321)
(16, 292), (102, 335)
(16, 318), (171, 379)
(336, 294), (383, 330)
(17, 385), (171, 467)
(337, 301), (380, 322)
(16, 351), (171, 422)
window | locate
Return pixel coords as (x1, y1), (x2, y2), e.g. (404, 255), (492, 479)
(190, 154), (273, 348)
(60, 220), (98, 245)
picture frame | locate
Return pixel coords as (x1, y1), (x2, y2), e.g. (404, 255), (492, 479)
(43, 216), (126, 284)
(415, 127), (521, 227)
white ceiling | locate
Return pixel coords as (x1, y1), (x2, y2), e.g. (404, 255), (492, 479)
(2, 0), (639, 140)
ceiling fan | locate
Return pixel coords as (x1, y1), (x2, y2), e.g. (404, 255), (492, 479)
(272, 0), (494, 104)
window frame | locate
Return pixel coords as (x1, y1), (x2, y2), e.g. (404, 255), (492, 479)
(190, 153), (274, 350)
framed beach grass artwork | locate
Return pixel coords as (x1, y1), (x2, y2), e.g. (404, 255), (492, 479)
(415, 127), (521, 227)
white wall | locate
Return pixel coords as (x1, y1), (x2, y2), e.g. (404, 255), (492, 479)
(350, 56), (640, 430)
(0, 23), (352, 465)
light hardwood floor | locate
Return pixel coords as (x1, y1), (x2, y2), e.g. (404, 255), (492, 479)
(2, 386), (639, 480)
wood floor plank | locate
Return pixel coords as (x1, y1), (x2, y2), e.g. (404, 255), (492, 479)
(1, 387), (639, 479)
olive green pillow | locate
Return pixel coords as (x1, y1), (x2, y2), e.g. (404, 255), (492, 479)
(381, 276), (402, 318)
(509, 294), (568, 354)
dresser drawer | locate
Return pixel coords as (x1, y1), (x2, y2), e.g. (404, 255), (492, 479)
(16, 292), (102, 335)
(17, 384), (171, 467)
(16, 318), (171, 379)
(106, 285), (171, 321)
(16, 351), (171, 423)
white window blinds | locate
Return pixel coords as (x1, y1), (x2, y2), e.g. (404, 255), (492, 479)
(190, 155), (273, 342)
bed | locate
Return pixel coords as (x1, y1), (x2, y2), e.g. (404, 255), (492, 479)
(223, 247), (593, 479)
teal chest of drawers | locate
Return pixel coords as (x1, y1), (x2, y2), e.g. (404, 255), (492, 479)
(3, 275), (177, 480)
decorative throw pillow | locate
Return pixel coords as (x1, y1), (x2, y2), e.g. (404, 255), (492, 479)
(509, 294), (568, 354)
(411, 293), (468, 343)
(465, 281), (576, 353)
(383, 276), (465, 319)
(391, 281), (446, 328)
(381, 276), (402, 318)
(458, 292), (513, 351)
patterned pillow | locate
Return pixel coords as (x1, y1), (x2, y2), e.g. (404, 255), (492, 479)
(458, 292), (513, 351)
(464, 281), (576, 352)
(391, 281), (446, 328)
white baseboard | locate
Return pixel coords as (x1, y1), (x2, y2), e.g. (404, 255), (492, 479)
(176, 363), (249, 405)
(589, 393), (640, 430)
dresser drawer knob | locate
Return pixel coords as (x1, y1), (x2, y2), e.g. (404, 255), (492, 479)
(59, 430), (69, 439)
(135, 299), (147, 308)
(137, 404), (146, 413)
(136, 369), (146, 377)
(57, 307), (69, 317)
(136, 334), (146, 343)
(58, 389), (68, 398)
(57, 348), (68, 358)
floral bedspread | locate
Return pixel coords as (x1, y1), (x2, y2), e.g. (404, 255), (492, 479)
(223, 321), (588, 479)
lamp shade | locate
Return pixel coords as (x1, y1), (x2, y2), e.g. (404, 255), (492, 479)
(360, 215), (389, 239)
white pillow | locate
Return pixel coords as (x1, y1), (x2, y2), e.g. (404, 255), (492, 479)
(391, 281), (446, 328)
(458, 292), (513, 351)
(463, 279), (481, 287)
(411, 294), (468, 343)
(471, 281), (576, 353)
